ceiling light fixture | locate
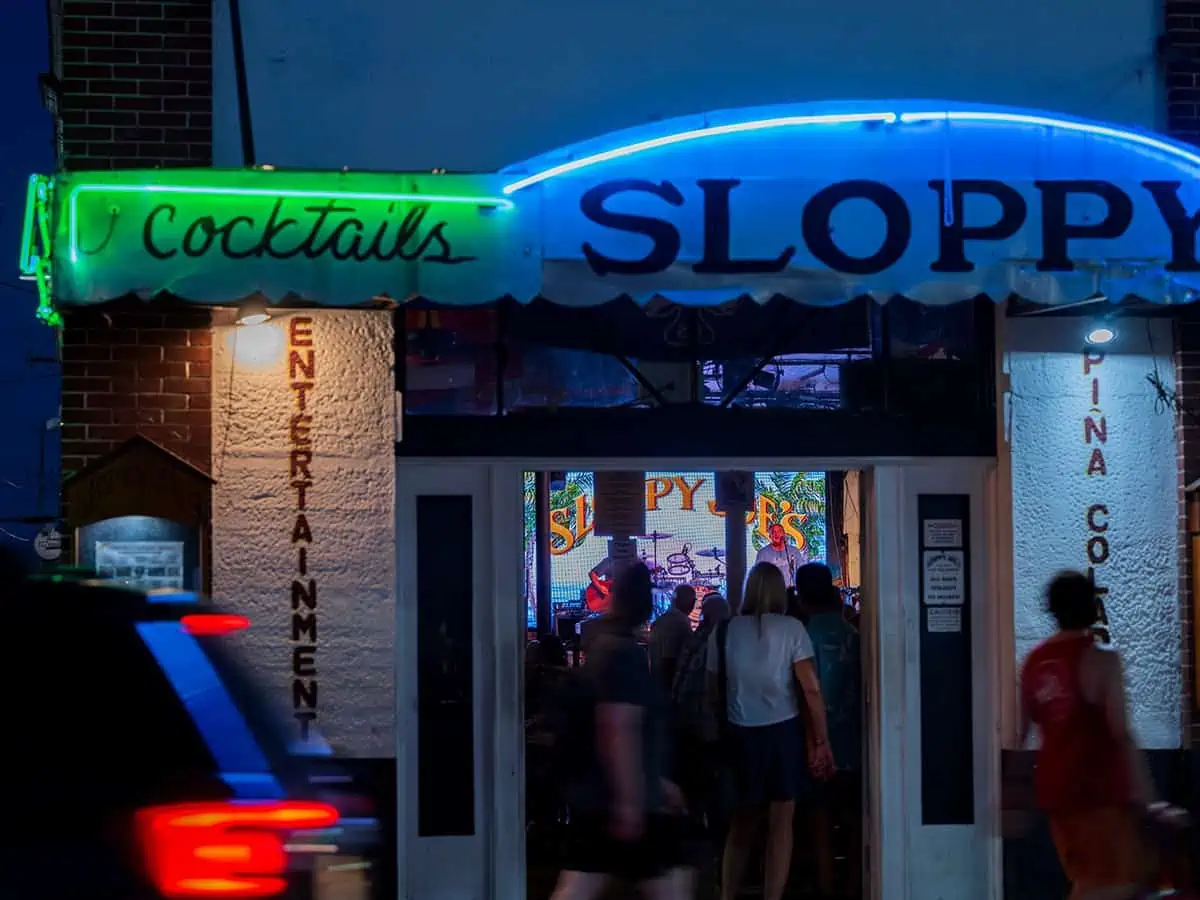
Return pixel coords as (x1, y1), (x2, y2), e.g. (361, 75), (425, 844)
(236, 298), (272, 326)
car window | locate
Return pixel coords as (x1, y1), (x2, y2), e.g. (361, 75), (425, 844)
(10, 616), (221, 824)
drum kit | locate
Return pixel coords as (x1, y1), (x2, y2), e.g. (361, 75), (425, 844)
(638, 531), (726, 601)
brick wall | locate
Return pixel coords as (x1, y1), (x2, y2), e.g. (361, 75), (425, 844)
(58, 0), (212, 170)
(54, 0), (216, 511)
(1167, 5), (1200, 747)
(61, 307), (213, 478)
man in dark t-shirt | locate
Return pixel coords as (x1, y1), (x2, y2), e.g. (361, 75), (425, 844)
(568, 627), (667, 816)
(553, 564), (689, 900)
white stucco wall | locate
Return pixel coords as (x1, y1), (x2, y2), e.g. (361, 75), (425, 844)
(212, 310), (396, 757)
(1009, 317), (1180, 748)
(211, 0), (1161, 172)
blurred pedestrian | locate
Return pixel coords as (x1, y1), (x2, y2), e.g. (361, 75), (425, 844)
(708, 562), (834, 900)
(1019, 570), (1185, 900)
(552, 562), (691, 900)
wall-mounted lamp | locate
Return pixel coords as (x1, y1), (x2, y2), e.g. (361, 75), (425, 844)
(1085, 324), (1117, 346)
(236, 298), (272, 326)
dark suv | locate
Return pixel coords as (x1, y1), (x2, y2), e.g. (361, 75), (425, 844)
(5, 573), (380, 900)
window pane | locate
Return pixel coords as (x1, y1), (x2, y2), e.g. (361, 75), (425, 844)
(404, 308), (498, 415)
(506, 346), (639, 409)
(704, 353), (869, 409)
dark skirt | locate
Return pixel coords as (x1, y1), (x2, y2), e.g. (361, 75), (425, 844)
(726, 716), (808, 806)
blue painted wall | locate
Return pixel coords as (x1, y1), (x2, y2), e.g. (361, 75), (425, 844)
(0, 6), (59, 564)
(211, 0), (1162, 172)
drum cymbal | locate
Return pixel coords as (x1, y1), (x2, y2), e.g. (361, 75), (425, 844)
(640, 531), (674, 540)
(696, 547), (725, 558)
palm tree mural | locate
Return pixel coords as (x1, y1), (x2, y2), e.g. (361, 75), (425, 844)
(548, 471), (595, 553)
(752, 472), (826, 560)
(523, 472), (537, 624)
(523, 471), (597, 625)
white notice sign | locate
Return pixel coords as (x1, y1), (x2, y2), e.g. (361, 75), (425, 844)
(923, 518), (963, 548)
(609, 538), (637, 561)
(608, 537), (638, 574)
(95, 540), (185, 590)
(927, 607), (963, 633)
(922, 550), (965, 606)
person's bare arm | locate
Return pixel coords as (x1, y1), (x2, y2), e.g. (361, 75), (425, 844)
(799, 699), (817, 749)
(793, 658), (831, 747)
(1093, 649), (1155, 805)
(596, 702), (644, 814)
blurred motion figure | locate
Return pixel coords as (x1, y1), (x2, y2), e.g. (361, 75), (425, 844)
(552, 562), (691, 900)
(1019, 571), (1183, 900)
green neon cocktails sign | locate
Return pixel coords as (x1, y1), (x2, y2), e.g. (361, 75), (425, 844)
(26, 169), (537, 317)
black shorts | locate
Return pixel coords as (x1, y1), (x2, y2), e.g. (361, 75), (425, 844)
(561, 812), (685, 881)
(726, 717), (808, 806)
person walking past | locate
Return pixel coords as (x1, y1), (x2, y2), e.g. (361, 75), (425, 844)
(1019, 570), (1185, 900)
(551, 562), (691, 900)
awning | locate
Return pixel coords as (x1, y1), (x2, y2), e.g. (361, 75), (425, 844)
(21, 100), (1200, 318)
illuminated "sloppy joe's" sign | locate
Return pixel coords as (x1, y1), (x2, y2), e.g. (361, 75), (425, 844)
(548, 474), (813, 556)
(574, 177), (1200, 277)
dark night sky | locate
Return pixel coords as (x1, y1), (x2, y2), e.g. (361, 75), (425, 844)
(0, 5), (59, 555)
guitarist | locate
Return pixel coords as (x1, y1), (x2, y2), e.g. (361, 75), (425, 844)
(585, 557), (615, 613)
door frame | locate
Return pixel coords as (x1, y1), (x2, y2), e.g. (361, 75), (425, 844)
(395, 463), (521, 900)
(866, 462), (1003, 900)
(395, 455), (1004, 900)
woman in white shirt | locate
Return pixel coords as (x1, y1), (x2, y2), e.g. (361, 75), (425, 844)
(707, 562), (834, 900)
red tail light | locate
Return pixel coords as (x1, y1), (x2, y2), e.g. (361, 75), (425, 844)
(181, 614), (251, 636)
(138, 801), (338, 898)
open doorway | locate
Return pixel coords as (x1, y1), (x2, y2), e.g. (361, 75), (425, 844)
(521, 469), (867, 900)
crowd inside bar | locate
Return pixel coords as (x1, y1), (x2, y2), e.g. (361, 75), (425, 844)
(522, 471), (864, 898)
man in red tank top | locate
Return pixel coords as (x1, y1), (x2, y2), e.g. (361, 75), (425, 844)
(1019, 571), (1164, 899)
